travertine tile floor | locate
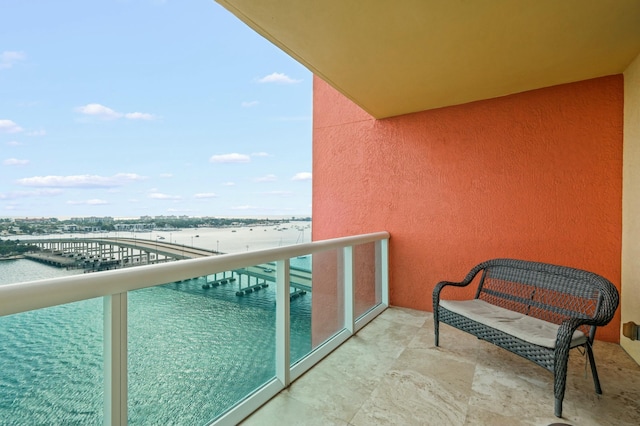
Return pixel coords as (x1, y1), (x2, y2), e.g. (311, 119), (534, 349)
(242, 307), (640, 426)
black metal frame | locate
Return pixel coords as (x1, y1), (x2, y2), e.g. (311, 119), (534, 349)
(433, 258), (619, 418)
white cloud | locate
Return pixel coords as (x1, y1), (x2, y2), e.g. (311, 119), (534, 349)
(16, 173), (146, 188)
(166, 207), (194, 213)
(255, 174), (277, 182)
(76, 103), (122, 120)
(194, 193), (218, 199)
(67, 199), (108, 205)
(231, 205), (258, 210)
(124, 112), (155, 120)
(222, 182), (235, 186)
(209, 153), (251, 163)
(241, 101), (259, 108)
(292, 172), (312, 181)
(3, 158), (29, 166)
(149, 192), (182, 200)
(159, 173), (173, 178)
(257, 72), (301, 84)
(75, 103), (156, 121)
(251, 152), (270, 157)
(6, 141), (22, 146)
(0, 51), (26, 70)
(0, 119), (24, 133)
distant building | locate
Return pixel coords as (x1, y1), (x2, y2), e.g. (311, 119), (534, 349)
(15, 217), (57, 224)
(71, 216), (114, 223)
(114, 223), (155, 232)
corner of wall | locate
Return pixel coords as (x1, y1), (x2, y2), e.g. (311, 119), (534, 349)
(622, 52), (640, 364)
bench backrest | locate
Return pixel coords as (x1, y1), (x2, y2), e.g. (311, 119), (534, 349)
(473, 259), (619, 339)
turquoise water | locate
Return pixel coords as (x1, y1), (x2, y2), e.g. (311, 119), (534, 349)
(0, 258), (312, 425)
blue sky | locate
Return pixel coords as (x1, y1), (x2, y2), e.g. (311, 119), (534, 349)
(0, 0), (312, 218)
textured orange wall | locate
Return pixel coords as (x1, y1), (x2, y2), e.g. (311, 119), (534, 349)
(312, 75), (623, 342)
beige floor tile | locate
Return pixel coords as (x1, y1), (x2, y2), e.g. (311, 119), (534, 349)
(350, 347), (476, 426)
(423, 323), (481, 363)
(240, 392), (349, 426)
(378, 305), (430, 328)
(351, 369), (468, 426)
(245, 307), (640, 426)
(565, 360), (640, 426)
(283, 356), (375, 422)
(463, 405), (559, 426)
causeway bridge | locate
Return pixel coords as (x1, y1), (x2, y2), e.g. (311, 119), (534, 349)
(26, 237), (218, 265)
(25, 237), (311, 296)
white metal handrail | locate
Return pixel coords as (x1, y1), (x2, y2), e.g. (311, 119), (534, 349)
(0, 231), (389, 317)
(0, 231), (390, 426)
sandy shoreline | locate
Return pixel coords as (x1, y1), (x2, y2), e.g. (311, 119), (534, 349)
(7, 221), (312, 255)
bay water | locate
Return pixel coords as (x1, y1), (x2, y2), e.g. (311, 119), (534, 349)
(0, 223), (313, 425)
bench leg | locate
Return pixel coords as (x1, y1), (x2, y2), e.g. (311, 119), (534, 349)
(554, 372), (567, 418)
(554, 397), (563, 418)
(554, 346), (570, 418)
(586, 343), (602, 394)
(434, 309), (440, 347)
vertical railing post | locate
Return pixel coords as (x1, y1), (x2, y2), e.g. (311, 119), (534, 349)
(104, 293), (128, 426)
(275, 259), (291, 387)
(344, 246), (355, 333)
(380, 238), (389, 306)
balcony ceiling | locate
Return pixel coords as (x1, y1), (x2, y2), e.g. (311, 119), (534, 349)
(216, 0), (640, 119)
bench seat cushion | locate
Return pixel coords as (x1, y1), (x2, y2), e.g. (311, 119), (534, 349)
(439, 299), (587, 349)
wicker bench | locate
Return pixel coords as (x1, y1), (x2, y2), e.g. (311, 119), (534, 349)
(432, 258), (619, 418)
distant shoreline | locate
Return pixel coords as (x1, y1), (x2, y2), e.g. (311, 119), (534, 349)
(0, 255), (25, 261)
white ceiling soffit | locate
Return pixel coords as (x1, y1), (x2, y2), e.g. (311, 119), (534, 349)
(217, 0), (640, 118)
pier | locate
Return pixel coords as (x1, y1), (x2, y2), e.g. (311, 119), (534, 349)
(23, 252), (78, 268)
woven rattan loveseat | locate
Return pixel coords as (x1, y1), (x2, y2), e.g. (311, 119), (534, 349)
(432, 258), (619, 418)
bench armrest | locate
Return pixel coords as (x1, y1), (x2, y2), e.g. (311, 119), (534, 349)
(433, 263), (486, 309)
(433, 280), (470, 299)
(555, 307), (616, 352)
(555, 276), (620, 344)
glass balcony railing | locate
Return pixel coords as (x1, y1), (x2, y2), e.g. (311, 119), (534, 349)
(0, 231), (389, 426)
(0, 298), (104, 424)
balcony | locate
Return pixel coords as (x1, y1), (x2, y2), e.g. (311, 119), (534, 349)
(0, 232), (390, 425)
(243, 307), (640, 425)
(2, 230), (639, 425)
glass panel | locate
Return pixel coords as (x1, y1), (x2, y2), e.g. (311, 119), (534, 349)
(128, 268), (277, 425)
(288, 254), (312, 365)
(309, 249), (344, 349)
(0, 299), (104, 425)
(354, 242), (381, 319)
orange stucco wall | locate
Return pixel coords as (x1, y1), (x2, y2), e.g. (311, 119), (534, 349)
(312, 75), (623, 343)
